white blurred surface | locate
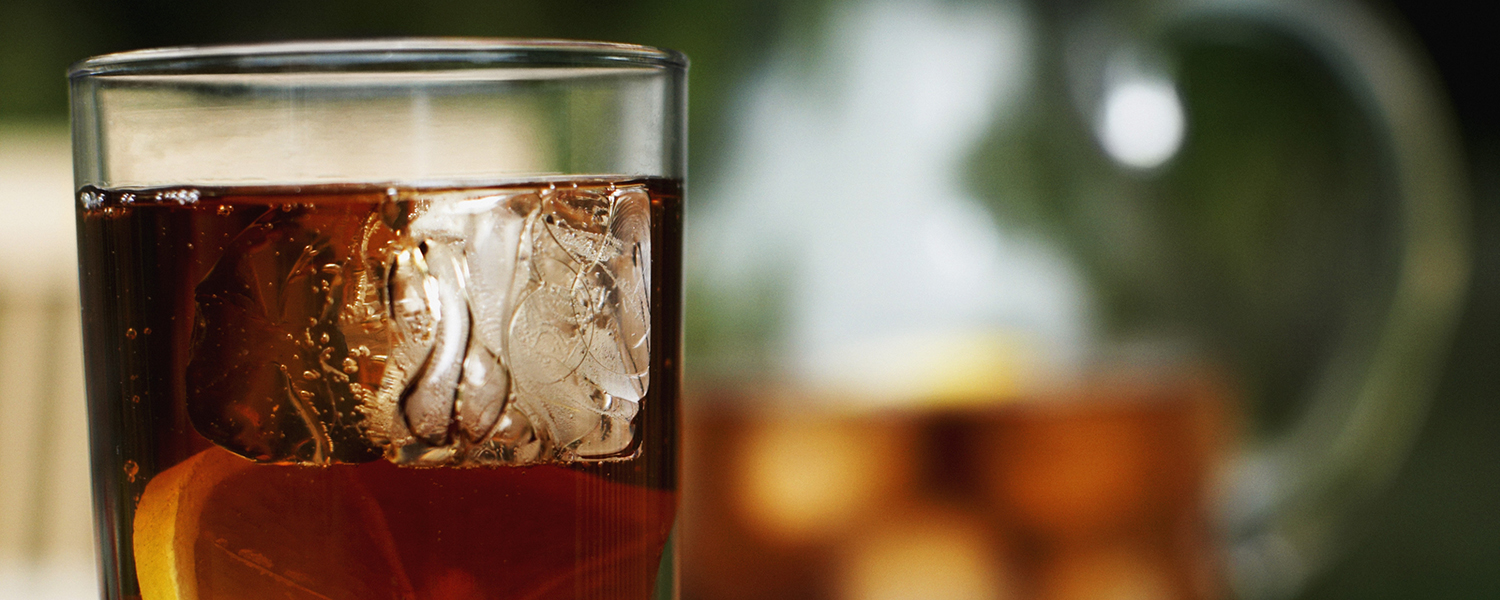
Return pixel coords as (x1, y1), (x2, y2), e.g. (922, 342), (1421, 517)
(692, 0), (1092, 404)
(0, 124), (99, 599)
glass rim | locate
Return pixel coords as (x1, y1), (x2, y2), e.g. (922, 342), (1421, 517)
(69, 38), (688, 79)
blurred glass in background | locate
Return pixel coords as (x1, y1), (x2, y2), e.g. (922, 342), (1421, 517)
(1, 0), (1493, 599)
(682, 0), (1467, 599)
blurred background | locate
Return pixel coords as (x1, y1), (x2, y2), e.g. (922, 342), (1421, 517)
(0, 0), (1493, 599)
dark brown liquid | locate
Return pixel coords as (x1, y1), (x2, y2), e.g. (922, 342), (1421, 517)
(77, 178), (682, 600)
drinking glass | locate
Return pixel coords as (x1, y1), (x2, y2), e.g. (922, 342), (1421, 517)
(71, 39), (686, 600)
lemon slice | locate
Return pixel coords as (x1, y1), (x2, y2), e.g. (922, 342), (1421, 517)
(134, 447), (248, 600)
(133, 447), (414, 600)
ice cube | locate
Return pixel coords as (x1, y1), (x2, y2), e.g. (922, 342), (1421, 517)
(357, 183), (653, 465)
(456, 339), (508, 442)
(398, 240), (469, 445)
(187, 182), (651, 467)
(186, 206), (389, 465)
(501, 187), (651, 460)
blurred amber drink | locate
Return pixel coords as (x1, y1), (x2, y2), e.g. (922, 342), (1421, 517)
(684, 374), (1232, 600)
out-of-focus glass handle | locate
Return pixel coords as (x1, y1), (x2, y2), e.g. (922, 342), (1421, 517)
(1156, 1), (1471, 598)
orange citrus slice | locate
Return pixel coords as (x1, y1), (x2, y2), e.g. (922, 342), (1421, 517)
(133, 446), (243, 600)
(134, 446), (676, 599)
(133, 447), (415, 600)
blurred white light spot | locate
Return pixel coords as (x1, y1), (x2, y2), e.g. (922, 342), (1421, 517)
(1099, 78), (1185, 169)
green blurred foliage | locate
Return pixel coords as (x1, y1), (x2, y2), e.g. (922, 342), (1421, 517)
(964, 21), (1395, 432)
(684, 263), (793, 387)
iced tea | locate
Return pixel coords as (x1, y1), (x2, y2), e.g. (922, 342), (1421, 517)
(77, 177), (682, 600)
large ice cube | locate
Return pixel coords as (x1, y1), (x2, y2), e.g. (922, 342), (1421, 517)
(378, 184), (653, 464)
(187, 182), (651, 467)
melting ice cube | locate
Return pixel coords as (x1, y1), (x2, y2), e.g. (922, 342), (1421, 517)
(187, 182), (652, 466)
(186, 205), (392, 465)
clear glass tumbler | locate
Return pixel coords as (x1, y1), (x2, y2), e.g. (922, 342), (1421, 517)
(70, 39), (686, 600)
